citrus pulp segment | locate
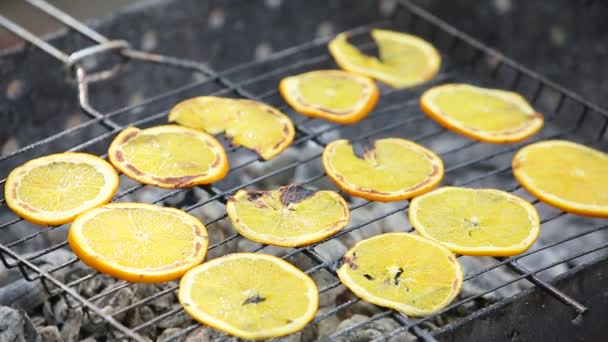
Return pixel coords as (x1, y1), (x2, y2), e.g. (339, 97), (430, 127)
(68, 202), (208, 283)
(168, 96), (295, 160)
(226, 185), (349, 247)
(178, 253), (318, 340)
(337, 233), (463, 317)
(328, 29), (441, 88)
(420, 84), (544, 143)
(409, 187), (541, 256)
(4, 152), (119, 225)
(322, 138), (444, 201)
(108, 125), (228, 188)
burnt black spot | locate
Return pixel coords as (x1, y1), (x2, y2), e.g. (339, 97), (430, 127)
(343, 253), (359, 270)
(243, 294), (266, 305)
(279, 185), (316, 206)
(394, 267), (404, 285)
(352, 139), (375, 160)
(363, 274), (375, 281)
(247, 191), (265, 201)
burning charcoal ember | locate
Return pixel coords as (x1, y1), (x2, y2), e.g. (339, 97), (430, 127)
(0, 306), (40, 342)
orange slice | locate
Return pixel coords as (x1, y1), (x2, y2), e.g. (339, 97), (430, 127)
(4, 152), (119, 225)
(513, 140), (608, 217)
(179, 253), (318, 340)
(226, 185), (349, 247)
(409, 187), (541, 256)
(328, 29), (441, 88)
(420, 84), (544, 143)
(337, 233), (463, 317)
(68, 202), (208, 283)
(168, 96), (295, 160)
(279, 70), (379, 124)
(322, 138), (444, 201)
(108, 125), (228, 188)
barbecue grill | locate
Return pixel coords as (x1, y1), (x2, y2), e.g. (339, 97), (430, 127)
(1, 1), (607, 341)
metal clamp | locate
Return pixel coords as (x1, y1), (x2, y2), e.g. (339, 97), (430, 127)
(66, 39), (131, 69)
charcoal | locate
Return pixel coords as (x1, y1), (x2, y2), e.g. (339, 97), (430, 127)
(184, 328), (213, 342)
(60, 308), (82, 342)
(39, 325), (62, 342)
(156, 328), (183, 342)
(156, 305), (194, 329)
(0, 306), (40, 342)
(52, 298), (68, 325)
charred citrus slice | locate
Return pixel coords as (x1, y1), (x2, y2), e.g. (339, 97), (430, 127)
(338, 233), (463, 317)
(108, 125), (228, 188)
(4, 153), (119, 225)
(420, 84), (544, 143)
(322, 138), (444, 201)
(179, 253), (318, 340)
(328, 29), (441, 88)
(226, 185), (349, 247)
(168, 97), (295, 160)
(279, 70), (379, 124)
(68, 202), (208, 283)
(409, 187), (540, 256)
(513, 140), (608, 217)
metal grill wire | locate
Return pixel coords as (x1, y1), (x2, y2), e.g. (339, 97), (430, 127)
(1, 1), (608, 341)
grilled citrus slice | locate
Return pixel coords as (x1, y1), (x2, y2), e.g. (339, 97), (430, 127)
(328, 29), (441, 88)
(226, 185), (349, 247)
(4, 153), (119, 225)
(68, 202), (208, 283)
(420, 84), (544, 143)
(513, 140), (608, 217)
(108, 125), (228, 188)
(279, 70), (379, 124)
(168, 96), (295, 160)
(322, 138), (444, 201)
(409, 187), (540, 256)
(179, 253), (318, 340)
(337, 233), (463, 317)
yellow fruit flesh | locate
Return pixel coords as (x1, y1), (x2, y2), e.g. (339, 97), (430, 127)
(17, 162), (105, 212)
(169, 97), (290, 158)
(230, 190), (347, 241)
(412, 188), (538, 252)
(516, 142), (608, 207)
(121, 132), (217, 178)
(298, 74), (365, 111)
(431, 87), (535, 132)
(338, 233), (461, 315)
(184, 257), (314, 333)
(79, 207), (200, 269)
(330, 140), (434, 193)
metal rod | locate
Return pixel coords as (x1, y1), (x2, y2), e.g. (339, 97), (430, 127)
(0, 15), (69, 63)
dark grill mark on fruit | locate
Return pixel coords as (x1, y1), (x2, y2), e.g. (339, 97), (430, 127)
(120, 129), (139, 144)
(279, 185), (316, 205)
(247, 192), (265, 201)
(394, 267), (404, 285)
(352, 140), (375, 160)
(160, 175), (197, 188)
(344, 253), (358, 270)
(113, 150), (124, 162)
(363, 274), (375, 280)
(243, 294), (266, 305)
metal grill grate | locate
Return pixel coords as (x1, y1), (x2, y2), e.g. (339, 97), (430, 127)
(1, 1), (608, 341)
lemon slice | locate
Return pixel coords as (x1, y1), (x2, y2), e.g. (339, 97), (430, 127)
(179, 253), (318, 340)
(226, 185), (349, 247)
(513, 140), (608, 217)
(108, 125), (228, 188)
(420, 84), (544, 143)
(68, 202), (208, 283)
(279, 70), (379, 124)
(328, 29), (441, 88)
(337, 233), (463, 317)
(4, 153), (119, 225)
(409, 187), (540, 256)
(322, 138), (444, 201)
(168, 97), (295, 160)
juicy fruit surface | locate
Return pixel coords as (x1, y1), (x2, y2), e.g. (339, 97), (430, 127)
(421, 84), (543, 143)
(298, 72), (365, 111)
(5, 153), (118, 225)
(108, 125), (228, 188)
(179, 253), (318, 340)
(328, 29), (441, 88)
(338, 233), (463, 317)
(410, 187), (540, 256)
(227, 186), (349, 247)
(323, 138), (443, 201)
(169, 97), (294, 160)
(513, 140), (608, 217)
(68, 203), (208, 283)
